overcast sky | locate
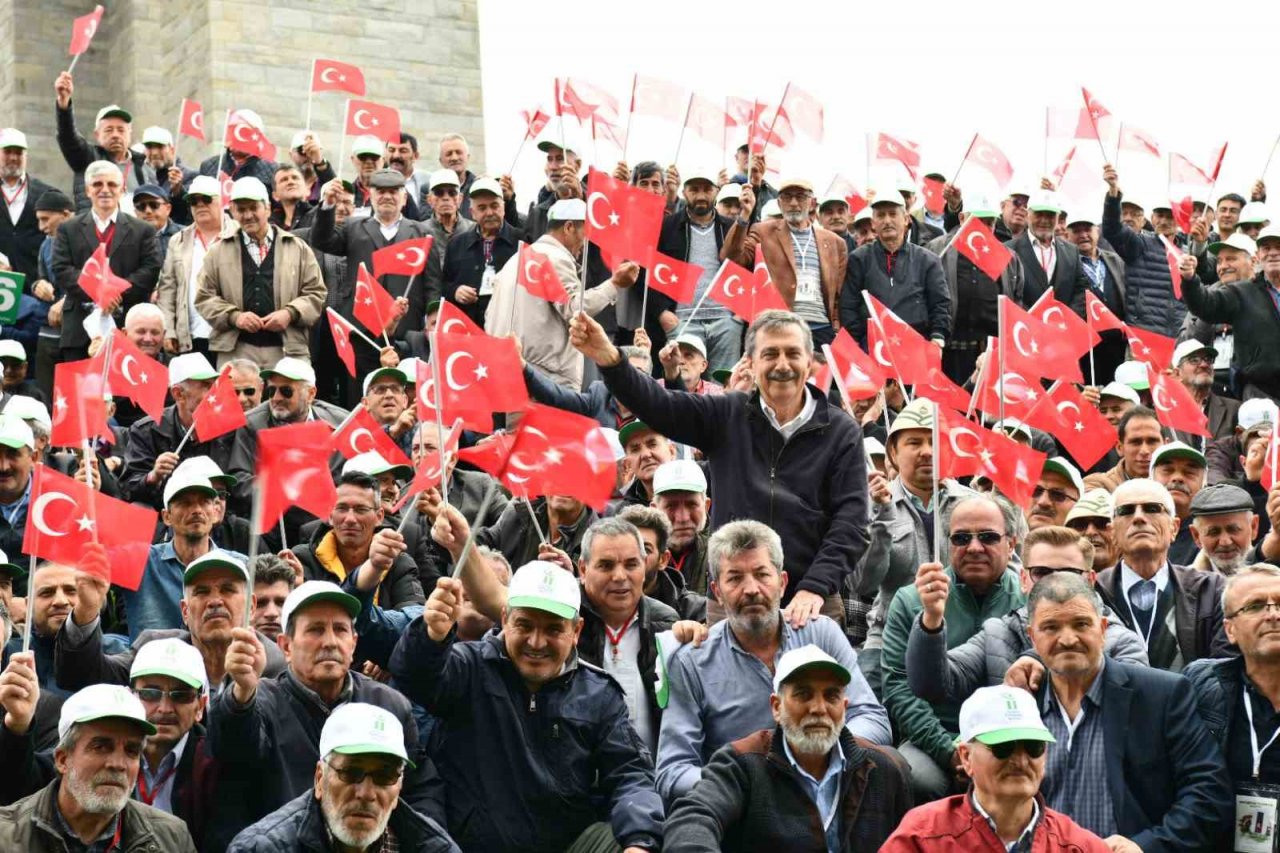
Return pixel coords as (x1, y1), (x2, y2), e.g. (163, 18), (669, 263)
(477, 0), (1277, 218)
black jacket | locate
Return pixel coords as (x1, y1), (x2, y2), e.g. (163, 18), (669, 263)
(196, 152), (277, 187)
(601, 359), (869, 600)
(1005, 231), (1089, 315)
(1182, 271), (1280, 400)
(841, 239), (953, 346)
(0, 175), (58, 281)
(389, 628), (664, 853)
(1095, 563), (1230, 671)
(476, 495), (597, 571)
(1102, 193), (1185, 336)
(55, 103), (149, 213)
(120, 405), (238, 509)
(400, 469), (509, 588)
(291, 520), (425, 611)
(441, 222), (520, 327)
(1185, 655), (1269, 785)
(227, 790), (459, 853)
(663, 726), (912, 853)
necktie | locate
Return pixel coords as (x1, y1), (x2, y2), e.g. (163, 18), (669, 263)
(1129, 578), (1156, 636)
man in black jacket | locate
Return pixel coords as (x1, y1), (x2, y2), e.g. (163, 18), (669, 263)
(0, 129), (58, 283)
(441, 178), (518, 327)
(52, 72), (148, 212)
(572, 308), (869, 622)
(1005, 189), (1088, 314)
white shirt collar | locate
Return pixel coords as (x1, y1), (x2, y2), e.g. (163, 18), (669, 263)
(1120, 561), (1170, 595)
(760, 387), (816, 441)
(971, 791), (1040, 850)
(781, 732), (845, 785)
(91, 208), (119, 231)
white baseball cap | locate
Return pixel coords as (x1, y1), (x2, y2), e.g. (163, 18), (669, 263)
(1172, 339), (1217, 366)
(168, 352), (218, 386)
(652, 459), (707, 495)
(716, 183), (742, 203)
(343, 450), (412, 481)
(0, 415), (34, 451)
(772, 645), (851, 693)
(351, 135), (384, 157)
(957, 685), (1055, 746)
(290, 130), (317, 149)
(994, 418), (1033, 441)
(1113, 360), (1150, 391)
(1150, 440), (1206, 472)
(1099, 381), (1141, 405)
(1239, 398), (1279, 430)
(1208, 231), (1258, 257)
(320, 702), (411, 765)
(229, 177), (269, 204)
(468, 177), (502, 198)
(864, 436), (887, 460)
(507, 561), (581, 620)
(362, 365), (409, 396)
(163, 467), (219, 507)
(186, 175), (221, 199)
(182, 550), (249, 586)
(261, 356), (316, 386)
(548, 198), (586, 222)
(229, 109), (265, 131)
(868, 184), (905, 207)
(760, 199), (782, 219)
(59, 684), (157, 741)
(172, 455), (237, 491)
(672, 333), (707, 359)
(1066, 488), (1114, 524)
(1028, 190), (1062, 214)
(1042, 456), (1085, 495)
(0, 341), (25, 362)
(95, 105), (133, 125)
(141, 126), (174, 147)
(0, 128), (28, 150)
(4, 395), (50, 432)
(599, 427), (625, 462)
(683, 167), (720, 188)
(1239, 202), (1270, 225)
(130, 637), (208, 692)
(428, 168), (460, 190)
(281, 580), (362, 630)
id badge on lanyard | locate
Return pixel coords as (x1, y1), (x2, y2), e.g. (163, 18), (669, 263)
(1237, 684), (1280, 852)
(479, 265), (497, 296)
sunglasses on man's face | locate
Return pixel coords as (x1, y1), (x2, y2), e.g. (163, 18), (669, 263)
(134, 687), (199, 705)
(949, 530), (1005, 548)
(981, 739), (1048, 760)
(134, 200), (165, 212)
(1009, 197), (1029, 209)
(188, 195), (215, 207)
(233, 386), (258, 397)
(1113, 502), (1169, 518)
(323, 758), (404, 787)
(264, 385), (295, 399)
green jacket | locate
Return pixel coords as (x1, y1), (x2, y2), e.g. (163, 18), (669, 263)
(880, 567), (1024, 767)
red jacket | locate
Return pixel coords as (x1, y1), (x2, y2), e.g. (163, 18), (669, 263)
(881, 794), (1111, 852)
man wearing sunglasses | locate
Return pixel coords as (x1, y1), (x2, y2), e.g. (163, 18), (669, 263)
(1149, 441), (1208, 566)
(156, 175), (224, 358)
(133, 184), (181, 265)
(884, 685), (1108, 851)
(1027, 457), (1083, 531)
(1065, 489), (1118, 571)
(227, 703), (457, 852)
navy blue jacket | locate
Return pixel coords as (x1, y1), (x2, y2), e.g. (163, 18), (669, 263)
(227, 790), (459, 853)
(1102, 193), (1186, 337)
(841, 239), (953, 346)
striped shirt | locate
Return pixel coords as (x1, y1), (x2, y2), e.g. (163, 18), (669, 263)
(1038, 659), (1116, 839)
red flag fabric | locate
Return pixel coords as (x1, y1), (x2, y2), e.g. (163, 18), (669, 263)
(330, 406), (413, 468)
(520, 108), (551, 140)
(1046, 107), (1099, 141)
(353, 263), (398, 337)
(726, 98), (789, 153)
(1085, 291), (1126, 333)
(1035, 382), (1119, 470)
(516, 242), (569, 304)
(1169, 153), (1212, 187)
(555, 79), (621, 126)
(825, 329), (886, 402)
(584, 169), (665, 262)
(936, 406), (991, 481)
(642, 249), (701, 304)
(1127, 326), (1176, 370)
(825, 175), (869, 217)
(68, 5), (104, 56)
(51, 359), (111, 446)
(1148, 366), (1210, 437)
(191, 368), (248, 442)
(77, 244), (131, 312)
(224, 118), (275, 161)
(326, 308), (359, 377)
(777, 84), (824, 142)
(26, 464), (156, 591)
(390, 420), (462, 513)
(921, 177), (946, 216)
(864, 293), (940, 385)
(178, 99), (205, 142)
(999, 297), (1084, 383)
(345, 99), (401, 145)
(685, 93), (727, 146)
(95, 330), (167, 422)
(1170, 196), (1194, 236)
(974, 342), (1045, 421)
(955, 216), (1014, 280)
(456, 433), (521, 493)
(256, 421), (338, 533)
(978, 427), (1048, 508)
(873, 133), (921, 181)
(1030, 289), (1100, 353)
(1051, 146), (1077, 186)
(436, 301), (484, 337)
(1159, 235), (1185, 300)
(1119, 125), (1160, 158)
(311, 58), (366, 96)
(371, 237), (433, 279)
(434, 332), (530, 428)
(966, 134), (1015, 189)
(1080, 87), (1111, 129)
(502, 403), (617, 512)
(706, 260), (788, 324)
(1262, 428), (1279, 492)
(1206, 142), (1228, 183)
(218, 170), (233, 211)
(630, 75), (685, 121)
(915, 367), (974, 413)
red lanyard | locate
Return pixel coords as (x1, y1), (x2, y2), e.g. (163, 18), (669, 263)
(603, 612), (638, 662)
(103, 817), (124, 852)
(1, 177), (25, 207)
(136, 765), (177, 805)
(672, 550), (689, 576)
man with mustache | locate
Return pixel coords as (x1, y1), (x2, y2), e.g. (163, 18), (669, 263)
(419, 170), (476, 310)
(52, 72), (148, 213)
(1066, 490), (1119, 571)
(442, 178), (518, 327)
(651, 460), (712, 600)
(1027, 457), (1083, 531)
(1149, 441), (1207, 566)
(227, 703), (458, 852)
(383, 133), (430, 217)
(1170, 340), (1240, 449)
(0, 683), (196, 851)
(1187, 483), (1260, 574)
(0, 128), (58, 284)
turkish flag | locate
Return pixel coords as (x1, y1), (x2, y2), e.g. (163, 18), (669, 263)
(1000, 297), (1083, 383)
(864, 293), (940, 385)
(191, 368), (248, 442)
(344, 99), (400, 145)
(78, 244), (131, 313)
(68, 5), (104, 56)
(224, 118), (275, 161)
(1045, 107), (1098, 141)
(974, 341), (1046, 421)
(178, 99), (205, 142)
(826, 174), (869, 218)
(727, 98), (789, 153)
(706, 259), (788, 324)
(330, 406), (412, 469)
(1171, 196), (1195, 236)
(1262, 429), (1279, 491)
(936, 406), (990, 481)
(1159, 235), (1185, 300)
(1030, 289), (1099, 354)
(311, 58), (366, 96)
(1085, 291), (1126, 333)
(777, 83), (823, 142)
(390, 420), (462, 513)
(353, 263), (398, 337)
(642, 248), (700, 304)
(326, 308), (359, 377)
(965, 134), (1015, 190)
(51, 359), (112, 447)
(977, 428), (1048, 508)
(873, 132), (921, 181)
(502, 403), (617, 512)
(684, 93), (727, 146)
(1127, 326), (1176, 370)
(371, 237), (433, 279)
(218, 170), (233, 211)
(1169, 152), (1212, 187)
(921, 177), (946, 216)
(1030, 382), (1119, 470)
(437, 301), (484, 336)
(94, 330), (167, 422)
(630, 74), (685, 122)
(1119, 125), (1160, 158)
(1206, 142), (1228, 183)
(26, 464), (156, 591)
(256, 421), (338, 533)
(434, 332), (528, 424)
(1081, 87), (1112, 128)
(520, 108), (551, 140)
(584, 169), (665, 263)
(915, 367), (974, 414)
(1148, 366), (1210, 437)
(824, 329), (886, 402)
(516, 242), (569, 304)
(555, 78), (621, 126)
(1051, 146), (1076, 186)
(955, 216), (1014, 280)
(456, 433), (522, 492)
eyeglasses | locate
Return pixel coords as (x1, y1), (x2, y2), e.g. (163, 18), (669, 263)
(1027, 566), (1089, 580)
(333, 503), (377, 517)
(264, 385), (295, 399)
(188, 196), (215, 207)
(949, 530), (1005, 548)
(366, 384), (405, 396)
(432, 188), (459, 198)
(1113, 502), (1169, 518)
(134, 200), (165, 211)
(323, 759), (404, 787)
(1180, 354), (1214, 366)
(233, 386), (258, 397)
(1032, 486), (1079, 504)
(134, 687), (200, 705)
(1066, 518), (1111, 532)
(981, 740), (1048, 760)
(1228, 600), (1280, 620)
(1009, 197), (1029, 209)
(356, 154), (381, 163)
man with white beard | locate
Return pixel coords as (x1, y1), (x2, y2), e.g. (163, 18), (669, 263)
(663, 646), (911, 851)
(0, 683), (196, 851)
(1188, 483), (1261, 574)
(227, 703), (458, 852)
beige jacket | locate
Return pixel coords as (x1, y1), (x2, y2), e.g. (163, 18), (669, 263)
(155, 225), (217, 352)
(194, 223), (326, 357)
(483, 233), (618, 390)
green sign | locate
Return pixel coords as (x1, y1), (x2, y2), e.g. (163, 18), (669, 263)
(0, 271), (23, 326)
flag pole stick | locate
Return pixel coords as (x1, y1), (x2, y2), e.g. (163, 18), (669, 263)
(506, 134), (529, 179)
(278, 516), (287, 552)
(881, 389), (891, 437)
(245, 489), (261, 628)
(1262, 132), (1280, 182)
(402, 271), (418, 301)
(328, 308), (382, 352)
(967, 337), (992, 421)
(950, 133), (977, 188)
(639, 273), (651, 336)
(673, 259), (725, 340)
(621, 73), (637, 166)
(305, 58), (316, 131)
(1086, 312), (1096, 388)
(1081, 92), (1110, 165)
(67, 53), (83, 75)
(672, 93), (694, 168)
(428, 326), (450, 509)
(523, 496), (548, 546)
(449, 490), (496, 580)
(577, 235), (590, 317)
(935, 214), (973, 257)
(759, 82), (790, 163)
(931, 400), (941, 564)
(722, 96), (730, 173)
(1114, 121), (1124, 173)
(336, 100), (350, 184)
(216, 111), (231, 179)
(174, 420), (197, 456)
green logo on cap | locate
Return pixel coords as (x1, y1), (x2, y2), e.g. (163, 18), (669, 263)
(373, 716), (386, 733)
(1005, 695), (1019, 712)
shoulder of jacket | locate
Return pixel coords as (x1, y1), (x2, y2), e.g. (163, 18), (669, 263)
(727, 727), (774, 756)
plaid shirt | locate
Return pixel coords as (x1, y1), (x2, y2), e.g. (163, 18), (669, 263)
(328, 825), (398, 852)
(1039, 660), (1116, 839)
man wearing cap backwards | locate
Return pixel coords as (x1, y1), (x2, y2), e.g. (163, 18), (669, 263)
(665, 644), (912, 851)
(213, 580), (441, 838)
(195, 175), (326, 369)
(227, 703), (458, 853)
(391, 521), (664, 853)
(1149, 440), (1208, 566)
(1186, 482), (1261, 574)
(194, 108), (277, 188)
(120, 351), (236, 510)
(0, 128), (58, 283)
(1066, 489), (1119, 571)
(442, 176), (519, 327)
(1168, 339), (1241, 449)
(883, 684), (1109, 851)
(1178, 226), (1280, 401)
(0, 683), (197, 852)
(1083, 405), (1168, 493)
(1003, 571), (1233, 851)
(53, 71), (149, 213)
(51, 159), (161, 361)
(1092, 478), (1229, 672)
(157, 174), (227, 358)
(132, 183), (181, 264)
(842, 188), (953, 350)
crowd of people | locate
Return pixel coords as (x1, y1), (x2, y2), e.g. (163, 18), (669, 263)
(0, 64), (1279, 853)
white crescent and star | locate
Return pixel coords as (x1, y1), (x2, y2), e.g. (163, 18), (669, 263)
(718, 274), (746, 299)
(653, 263), (676, 287)
(232, 124), (254, 143)
(949, 426), (980, 459)
(1040, 305), (1067, 331)
(1152, 384), (1174, 412)
(398, 247), (426, 268)
(353, 109), (377, 130)
(349, 428), (374, 454)
(999, 372), (1038, 406)
(586, 192), (619, 230)
(32, 491), (78, 538)
(507, 427), (550, 476)
(190, 110), (204, 131)
(1012, 321), (1039, 358)
(418, 375), (438, 411)
(523, 257), (545, 283)
(320, 67), (341, 84)
(440, 318), (468, 335)
(281, 466), (322, 502)
(872, 340), (892, 369)
(444, 352), (475, 391)
(119, 354), (143, 385)
(965, 232), (989, 256)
